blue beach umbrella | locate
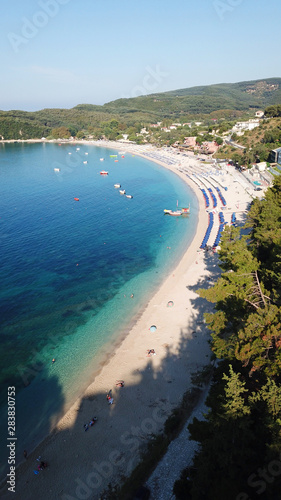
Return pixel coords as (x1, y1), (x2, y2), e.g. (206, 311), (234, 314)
(149, 325), (157, 332)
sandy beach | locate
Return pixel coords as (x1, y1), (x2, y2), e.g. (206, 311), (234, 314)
(0, 142), (259, 500)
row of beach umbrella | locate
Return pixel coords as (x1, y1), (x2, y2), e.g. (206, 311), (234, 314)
(201, 188), (210, 208)
(208, 188), (217, 209)
(213, 212), (226, 247)
(215, 187), (227, 207)
(200, 212), (214, 249)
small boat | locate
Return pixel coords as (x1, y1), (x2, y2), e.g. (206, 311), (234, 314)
(76, 148), (80, 151)
(181, 205), (190, 214)
(74, 198), (79, 201)
(100, 158), (104, 161)
(83, 161), (88, 164)
(164, 210), (182, 216)
(114, 184), (121, 188)
(68, 152), (72, 155)
(126, 195), (133, 199)
(54, 168), (60, 172)
(85, 152), (88, 155)
(164, 204), (190, 216)
(100, 170), (108, 175)
(119, 189), (126, 194)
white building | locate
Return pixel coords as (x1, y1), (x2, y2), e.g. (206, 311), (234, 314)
(232, 119), (260, 135)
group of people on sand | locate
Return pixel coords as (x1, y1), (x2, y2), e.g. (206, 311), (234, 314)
(33, 457), (48, 474)
(81, 381), (125, 431)
(84, 417), (97, 431)
(106, 380), (125, 405)
(146, 349), (156, 357)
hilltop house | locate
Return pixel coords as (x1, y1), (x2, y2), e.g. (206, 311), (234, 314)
(232, 119), (260, 135)
(150, 122), (162, 128)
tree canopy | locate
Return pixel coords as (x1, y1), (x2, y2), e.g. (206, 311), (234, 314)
(174, 175), (281, 500)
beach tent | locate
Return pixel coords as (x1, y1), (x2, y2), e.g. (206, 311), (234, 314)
(149, 325), (157, 332)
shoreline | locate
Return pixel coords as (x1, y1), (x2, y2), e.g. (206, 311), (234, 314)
(0, 142), (253, 499)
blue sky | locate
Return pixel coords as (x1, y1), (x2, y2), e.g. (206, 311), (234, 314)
(1, 0), (281, 111)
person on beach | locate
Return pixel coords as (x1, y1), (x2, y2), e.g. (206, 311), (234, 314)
(115, 380), (124, 387)
(38, 461), (48, 470)
(106, 393), (114, 404)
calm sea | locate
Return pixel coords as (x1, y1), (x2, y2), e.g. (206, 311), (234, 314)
(0, 142), (198, 477)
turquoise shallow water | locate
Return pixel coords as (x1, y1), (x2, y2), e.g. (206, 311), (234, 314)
(0, 142), (199, 477)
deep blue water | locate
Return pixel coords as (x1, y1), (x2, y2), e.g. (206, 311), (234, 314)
(0, 142), (198, 476)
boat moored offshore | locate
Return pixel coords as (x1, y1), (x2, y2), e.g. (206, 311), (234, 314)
(164, 210), (182, 216)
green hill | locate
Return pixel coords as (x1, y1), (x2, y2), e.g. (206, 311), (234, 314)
(1, 78), (281, 139)
(104, 77), (281, 116)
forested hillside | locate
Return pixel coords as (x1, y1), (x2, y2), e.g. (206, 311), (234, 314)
(106, 78), (281, 116)
(1, 78), (281, 140)
(173, 177), (281, 500)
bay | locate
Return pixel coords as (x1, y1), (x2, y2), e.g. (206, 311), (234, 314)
(0, 142), (198, 476)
